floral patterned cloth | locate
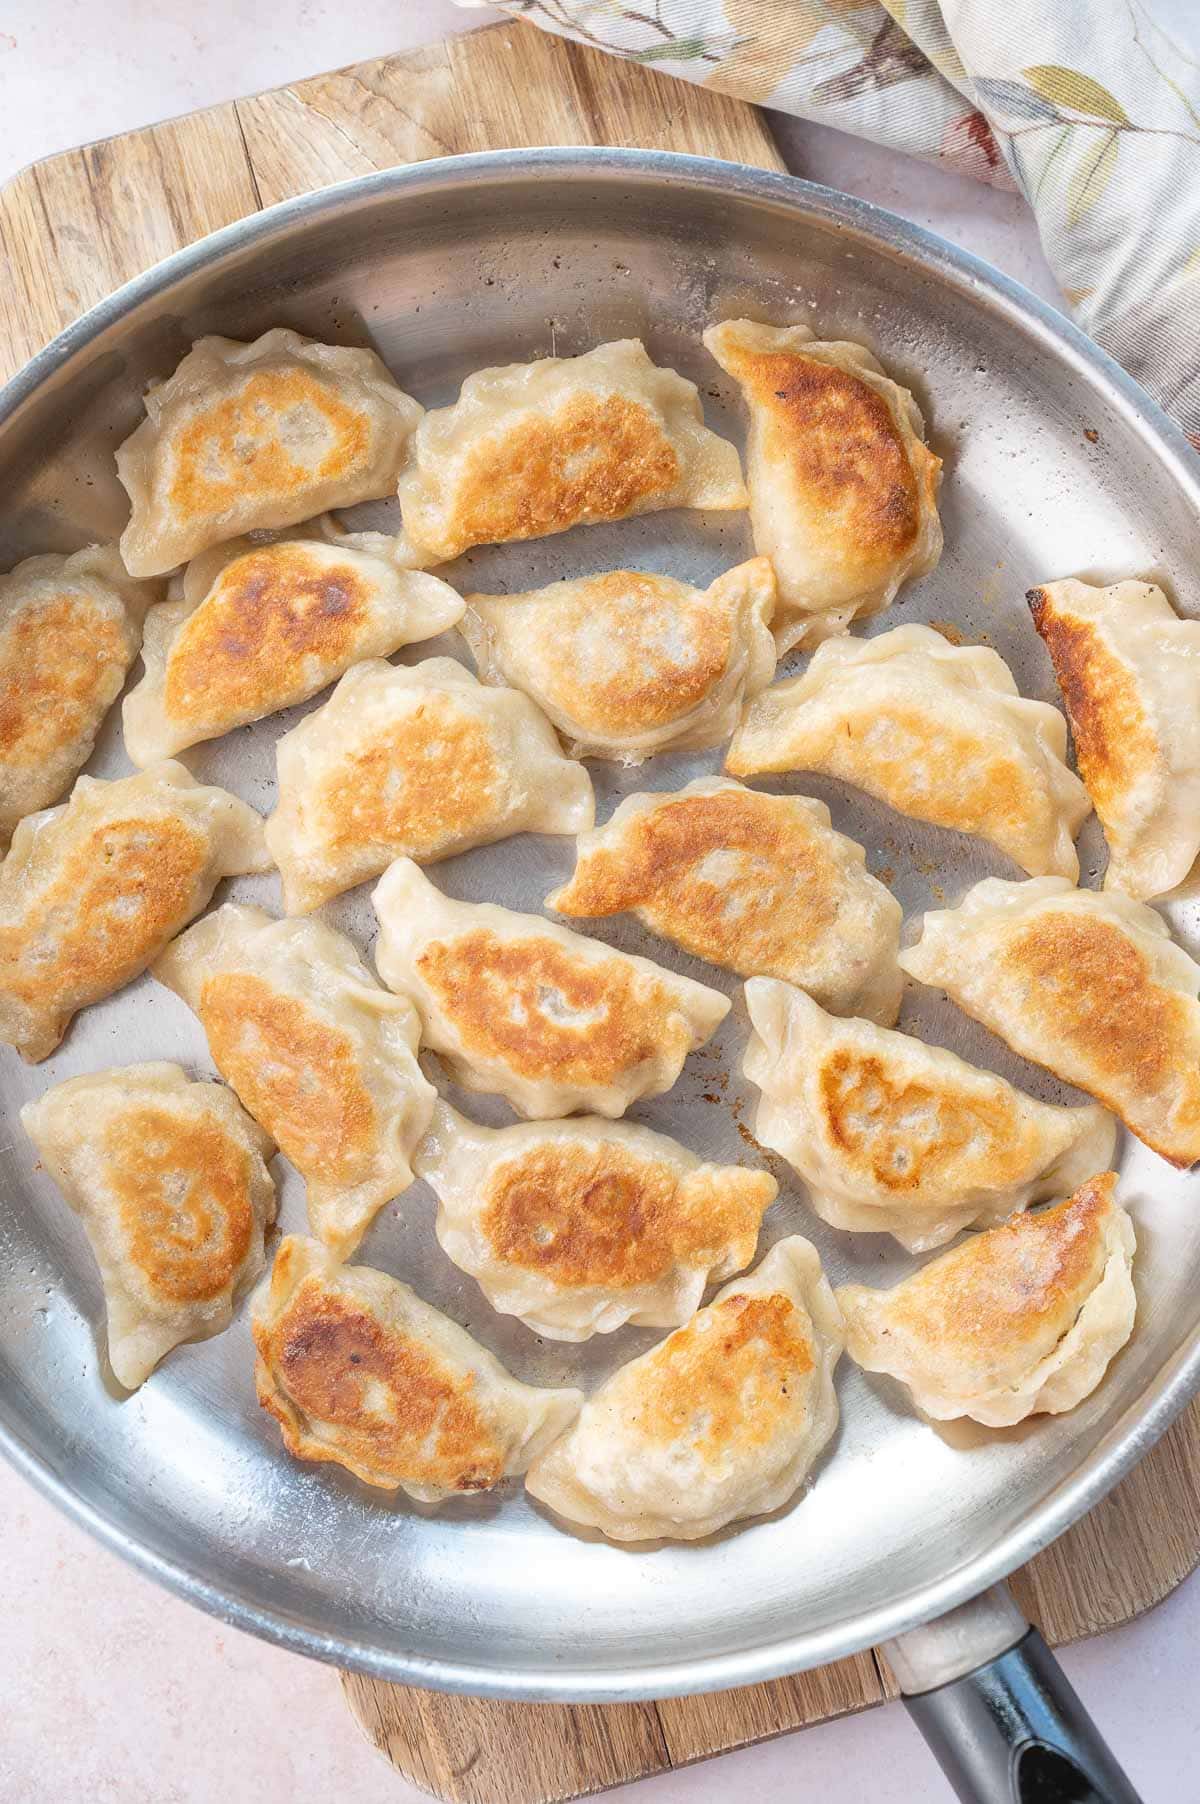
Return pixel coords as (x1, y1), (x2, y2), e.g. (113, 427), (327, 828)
(458, 1), (1200, 447)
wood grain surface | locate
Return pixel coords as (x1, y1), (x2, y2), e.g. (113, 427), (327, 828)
(0, 21), (782, 384)
(2, 19), (1197, 1803)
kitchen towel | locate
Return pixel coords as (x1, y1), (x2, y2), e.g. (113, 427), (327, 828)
(459, 1), (1200, 445)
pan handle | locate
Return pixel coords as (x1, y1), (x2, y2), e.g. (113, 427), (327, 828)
(883, 1584), (1143, 1803)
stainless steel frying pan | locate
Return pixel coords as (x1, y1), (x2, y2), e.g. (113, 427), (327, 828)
(2, 150), (1197, 1804)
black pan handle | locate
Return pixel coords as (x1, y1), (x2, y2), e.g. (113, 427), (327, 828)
(884, 1585), (1143, 1803)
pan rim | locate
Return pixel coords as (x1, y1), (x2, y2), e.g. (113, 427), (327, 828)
(2, 145), (1199, 1701)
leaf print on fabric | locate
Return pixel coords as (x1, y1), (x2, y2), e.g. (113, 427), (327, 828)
(509, 0), (728, 67)
(1124, 0), (1200, 132)
(472, 0), (1200, 448)
(704, 0), (849, 103)
(974, 77), (1062, 124)
(633, 36), (711, 61)
(1032, 125), (1072, 201)
(814, 14), (930, 102)
(940, 108), (1009, 181)
(1066, 129), (1120, 224)
(881, 0), (969, 88)
(1024, 65), (1130, 125)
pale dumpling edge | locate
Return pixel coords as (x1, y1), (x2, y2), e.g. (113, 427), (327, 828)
(251, 1234), (583, 1499)
(703, 317), (943, 653)
(459, 557), (778, 764)
(836, 1176), (1137, 1426)
(0, 760), (271, 1063)
(742, 975), (1119, 1252)
(394, 338), (747, 564)
(524, 1234), (844, 1542)
(545, 775), (903, 1024)
(152, 900), (437, 1258)
(117, 328), (424, 577)
(726, 624), (1091, 880)
(122, 529), (466, 765)
(371, 856), (731, 1120)
(21, 1060), (277, 1390)
(265, 656), (595, 914)
(413, 1098), (777, 1340)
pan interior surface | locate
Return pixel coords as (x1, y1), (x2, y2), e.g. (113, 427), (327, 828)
(1, 151), (1198, 1698)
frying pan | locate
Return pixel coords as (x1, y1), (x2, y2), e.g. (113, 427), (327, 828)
(1, 149), (1197, 1804)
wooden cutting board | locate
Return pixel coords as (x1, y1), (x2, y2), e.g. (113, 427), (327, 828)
(2, 20), (1198, 1804)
